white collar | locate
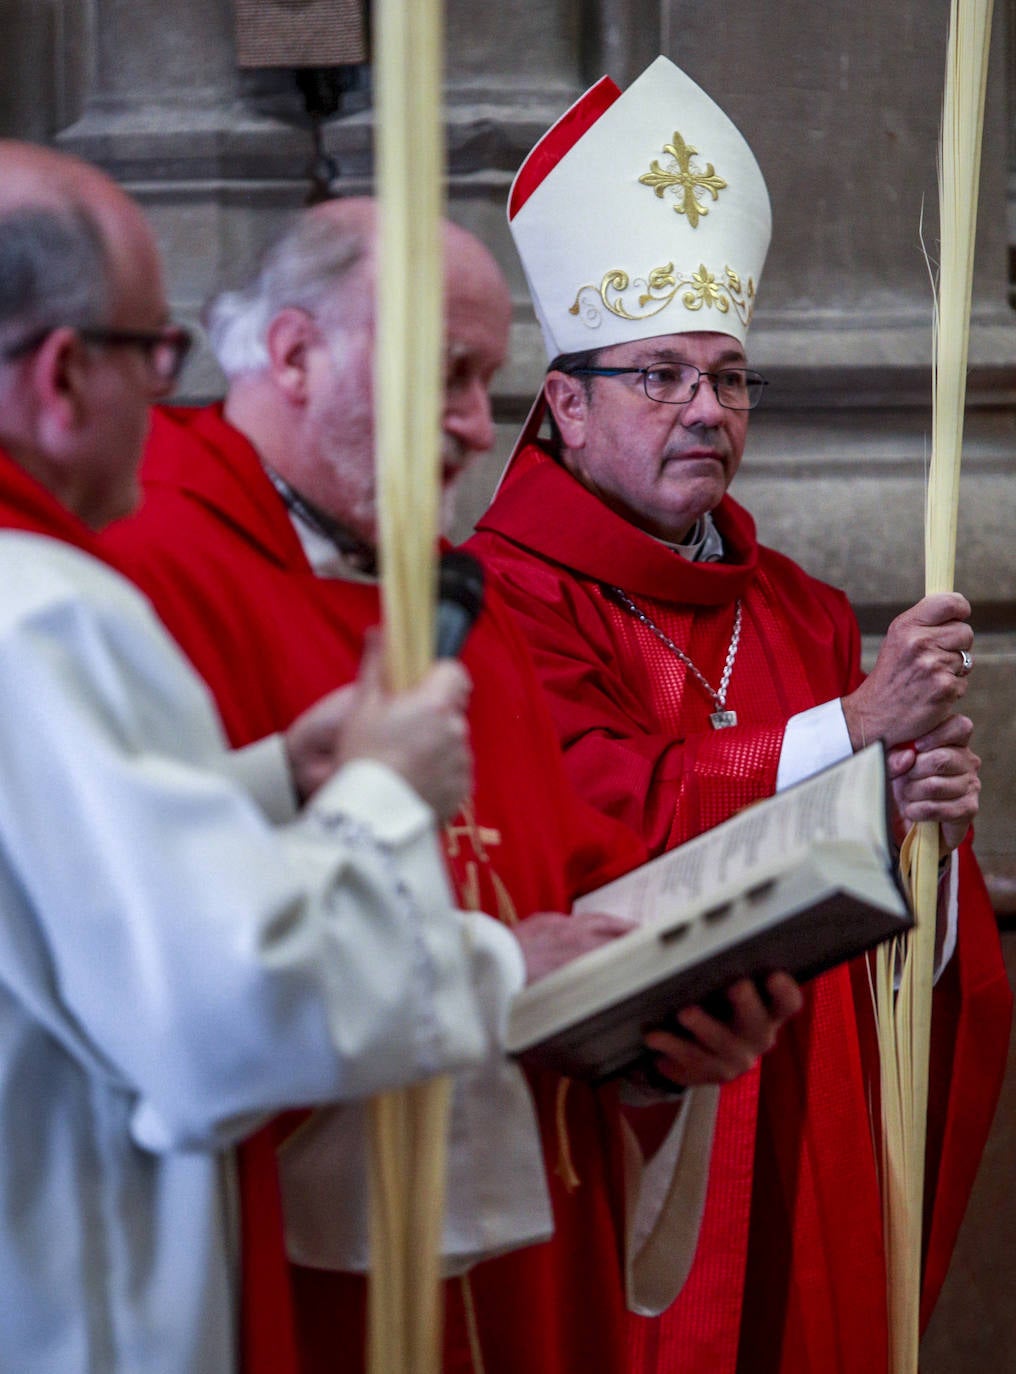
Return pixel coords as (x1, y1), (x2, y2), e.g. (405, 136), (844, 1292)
(656, 511), (725, 563)
(287, 507), (379, 583)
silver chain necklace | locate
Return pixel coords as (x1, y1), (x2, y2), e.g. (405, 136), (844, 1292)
(605, 586), (742, 729)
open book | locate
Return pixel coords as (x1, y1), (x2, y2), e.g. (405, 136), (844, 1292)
(507, 743), (911, 1082)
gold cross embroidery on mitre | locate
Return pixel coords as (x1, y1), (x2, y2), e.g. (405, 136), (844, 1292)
(639, 131), (727, 228)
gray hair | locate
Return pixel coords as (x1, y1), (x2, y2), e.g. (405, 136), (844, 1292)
(0, 204), (113, 356)
(206, 212), (369, 379)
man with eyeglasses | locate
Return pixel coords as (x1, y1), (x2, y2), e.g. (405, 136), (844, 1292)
(0, 138), (560, 1374)
(104, 193), (807, 1374)
(1, 321), (194, 388)
(470, 58), (1011, 1374)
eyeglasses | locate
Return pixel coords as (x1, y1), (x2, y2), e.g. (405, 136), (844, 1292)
(564, 362), (768, 411)
(1, 323), (194, 386)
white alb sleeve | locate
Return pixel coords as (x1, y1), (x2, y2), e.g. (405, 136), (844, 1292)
(777, 695), (957, 979)
(0, 538), (524, 1155)
(776, 699), (853, 792)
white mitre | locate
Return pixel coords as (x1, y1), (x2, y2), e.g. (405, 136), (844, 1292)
(508, 56), (772, 359)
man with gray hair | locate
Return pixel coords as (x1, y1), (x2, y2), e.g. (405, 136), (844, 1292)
(0, 138), (534, 1374)
(107, 195), (803, 1374)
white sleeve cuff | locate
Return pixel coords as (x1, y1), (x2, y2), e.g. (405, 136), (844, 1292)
(309, 757), (437, 845)
(777, 699), (854, 792)
(218, 734), (299, 824)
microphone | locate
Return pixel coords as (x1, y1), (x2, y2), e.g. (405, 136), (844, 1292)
(435, 550), (485, 658)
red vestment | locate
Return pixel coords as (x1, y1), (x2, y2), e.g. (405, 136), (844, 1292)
(105, 406), (667, 1374)
(469, 441), (1012, 1374)
(0, 445), (106, 554)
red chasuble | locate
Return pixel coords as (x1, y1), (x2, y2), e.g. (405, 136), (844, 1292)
(469, 442), (1012, 1374)
(105, 406), (651, 1374)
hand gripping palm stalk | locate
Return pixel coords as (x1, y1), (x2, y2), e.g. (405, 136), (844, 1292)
(872, 5), (993, 1370)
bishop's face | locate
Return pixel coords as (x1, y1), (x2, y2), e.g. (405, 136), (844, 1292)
(548, 330), (750, 544)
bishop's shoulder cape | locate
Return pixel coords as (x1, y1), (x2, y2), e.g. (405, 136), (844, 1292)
(105, 405), (706, 1374)
(469, 440), (1012, 1374)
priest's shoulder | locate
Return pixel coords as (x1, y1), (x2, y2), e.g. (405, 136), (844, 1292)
(0, 530), (158, 644)
(466, 523), (575, 605)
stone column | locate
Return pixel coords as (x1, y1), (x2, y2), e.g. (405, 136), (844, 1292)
(0, 0), (89, 141)
(57, 0), (333, 394)
(660, 0), (1011, 360)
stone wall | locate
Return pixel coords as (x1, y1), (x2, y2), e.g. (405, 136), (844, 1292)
(1, 4), (1014, 1362)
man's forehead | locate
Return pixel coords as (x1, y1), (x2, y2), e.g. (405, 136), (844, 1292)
(601, 333), (746, 365)
(445, 324), (508, 379)
(444, 274), (511, 368)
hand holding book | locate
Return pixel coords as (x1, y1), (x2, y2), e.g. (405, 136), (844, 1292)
(508, 745), (912, 1083)
(643, 971), (803, 1091)
(513, 910), (636, 982)
(513, 918), (803, 1094)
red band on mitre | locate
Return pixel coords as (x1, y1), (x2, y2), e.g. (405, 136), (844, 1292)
(508, 75), (622, 219)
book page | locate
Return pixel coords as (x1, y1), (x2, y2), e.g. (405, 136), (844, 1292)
(575, 746), (888, 930)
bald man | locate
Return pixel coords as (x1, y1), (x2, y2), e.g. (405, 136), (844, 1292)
(0, 140), (534, 1374)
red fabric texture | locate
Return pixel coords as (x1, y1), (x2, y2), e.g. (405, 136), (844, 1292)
(508, 75), (621, 218)
(0, 446), (107, 554)
(105, 404), (650, 1374)
(469, 442), (1012, 1374)
(235, 1127), (300, 1374)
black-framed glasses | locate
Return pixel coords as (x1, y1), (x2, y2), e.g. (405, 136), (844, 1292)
(564, 363), (768, 411)
(1, 323), (194, 386)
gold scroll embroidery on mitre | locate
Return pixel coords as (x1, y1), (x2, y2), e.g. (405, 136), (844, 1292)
(569, 262), (756, 330)
(638, 131), (728, 228)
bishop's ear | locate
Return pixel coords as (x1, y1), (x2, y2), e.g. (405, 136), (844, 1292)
(543, 370), (590, 450)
